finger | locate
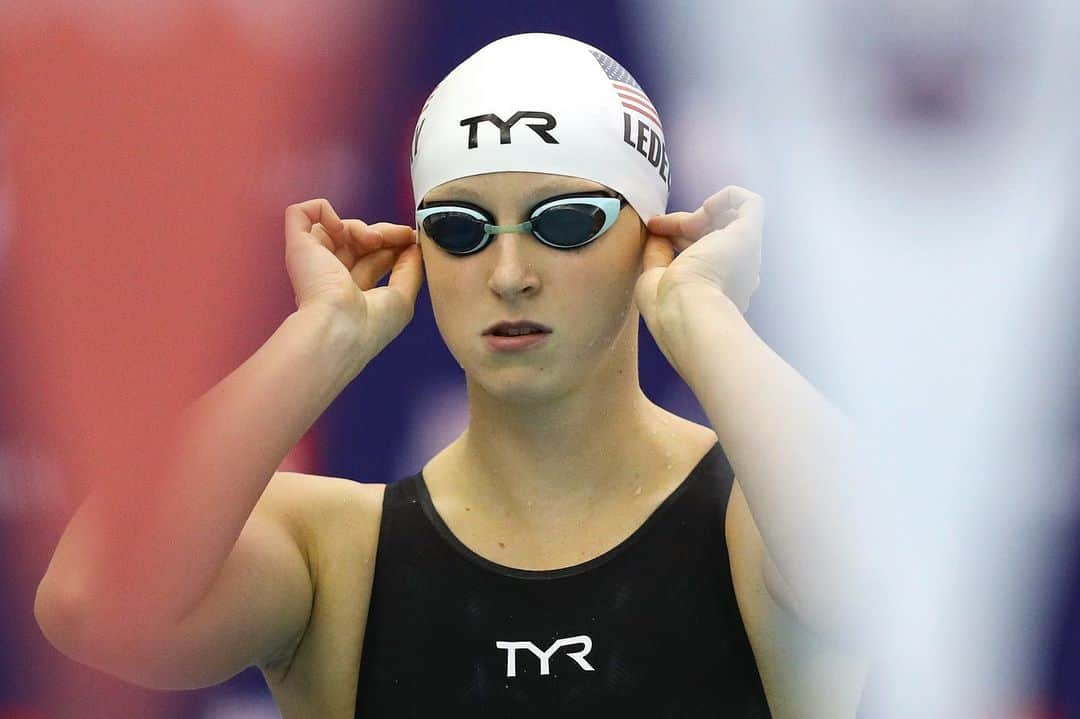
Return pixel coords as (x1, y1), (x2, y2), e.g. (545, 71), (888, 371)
(672, 235), (695, 254)
(368, 222), (417, 247)
(387, 243), (425, 301)
(635, 235), (674, 324)
(647, 210), (707, 241)
(365, 245), (424, 324)
(350, 247), (398, 290)
(284, 199), (345, 261)
(642, 233), (675, 273)
(337, 222), (418, 281)
(715, 193), (765, 238)
(333, 240), (357, 268)
(285, 198), (343, 240)
(648, 186), (764, 241)
(701, 185), (760, 215)
(340, 218), (385, 255)
(340, 220), (416, 254)
(702, 186), (764, 232)
(308, 222), (337, 254)
(313, 222), (359, 266)
(647, 216), (702, 253)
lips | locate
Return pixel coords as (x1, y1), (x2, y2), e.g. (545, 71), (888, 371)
(483, 320), (553, 336)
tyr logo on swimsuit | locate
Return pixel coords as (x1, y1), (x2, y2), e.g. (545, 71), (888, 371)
(460, 111), (559, 149)
(495, 635), (595, 678)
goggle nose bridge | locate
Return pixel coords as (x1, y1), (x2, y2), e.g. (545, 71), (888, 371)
(482, 220), (533, 235)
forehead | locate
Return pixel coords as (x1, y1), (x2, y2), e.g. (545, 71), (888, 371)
(424, 172), (609, 204)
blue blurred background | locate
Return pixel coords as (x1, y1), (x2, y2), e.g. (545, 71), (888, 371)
(1, 1), (1076, 717)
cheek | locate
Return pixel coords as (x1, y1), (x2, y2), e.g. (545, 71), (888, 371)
(420, 239), (465, 298)
(590, 223), (648, 297)
(422, 252), (471, 342)
(557, 245), (641, 344)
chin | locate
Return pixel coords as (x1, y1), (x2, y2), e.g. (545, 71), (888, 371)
(465, 365), (575, 405)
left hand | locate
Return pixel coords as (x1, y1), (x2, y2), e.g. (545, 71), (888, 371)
(634, 185), (764, 319)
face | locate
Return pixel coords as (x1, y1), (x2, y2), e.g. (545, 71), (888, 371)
(418, 171), (648, 402)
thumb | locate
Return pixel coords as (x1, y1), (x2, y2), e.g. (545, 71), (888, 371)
(388, 242), (424, 301)
(364, 244), (423, 342)
(635, 234), (675, 318)
(377, 243), (424, 325)
(642, 233), (675, 273)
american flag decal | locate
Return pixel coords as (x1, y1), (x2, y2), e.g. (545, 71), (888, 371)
(412, 81), (443, 162)
(589, 49), (663, 130)
(419, 81), (441, 116)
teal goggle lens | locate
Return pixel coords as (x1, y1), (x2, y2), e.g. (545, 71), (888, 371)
(416, 193), (627, 256)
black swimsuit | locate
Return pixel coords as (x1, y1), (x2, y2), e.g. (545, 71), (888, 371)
(354, 441), (772, 717)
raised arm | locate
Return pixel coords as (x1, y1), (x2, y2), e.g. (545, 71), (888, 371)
(636, 186), (877, 645)
(34, 200), (423, 689)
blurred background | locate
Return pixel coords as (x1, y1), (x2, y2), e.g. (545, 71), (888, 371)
(0, 1), (1076, 717)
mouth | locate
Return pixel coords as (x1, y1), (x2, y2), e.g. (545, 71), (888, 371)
(483, 329), (552, 353)
(482, 320), (553, 337)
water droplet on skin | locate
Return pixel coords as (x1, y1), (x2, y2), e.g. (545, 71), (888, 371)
(666, 463), (672, 470)
(634, 486), (642, 496)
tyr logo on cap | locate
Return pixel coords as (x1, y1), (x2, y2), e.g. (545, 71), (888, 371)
(460, 111), (559, 149)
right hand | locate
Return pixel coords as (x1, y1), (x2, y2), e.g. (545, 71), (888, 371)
(284, 198), (424, 359)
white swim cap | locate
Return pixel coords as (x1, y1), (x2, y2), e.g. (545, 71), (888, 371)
(410, 32), (670, 223)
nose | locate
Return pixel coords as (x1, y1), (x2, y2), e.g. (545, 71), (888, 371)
(487, 228), (540, 299)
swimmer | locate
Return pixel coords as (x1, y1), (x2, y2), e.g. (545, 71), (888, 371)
(35, 32), (869, 718)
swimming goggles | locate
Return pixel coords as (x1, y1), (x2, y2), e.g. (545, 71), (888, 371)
(415, 190), (628, 255)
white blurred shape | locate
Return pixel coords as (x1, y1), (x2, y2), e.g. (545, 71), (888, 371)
(634, 0), (1080, 716)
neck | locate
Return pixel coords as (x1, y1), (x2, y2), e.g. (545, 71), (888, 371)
(444, 321), (682, 518)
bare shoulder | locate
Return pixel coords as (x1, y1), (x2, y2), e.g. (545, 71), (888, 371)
(258, 472), (388, 717)
(261, 471), (386, 551)
(260, 471), (388, 597)
(725, 479), (869, 718)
